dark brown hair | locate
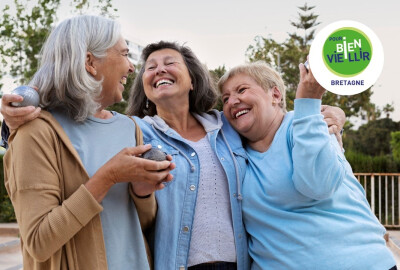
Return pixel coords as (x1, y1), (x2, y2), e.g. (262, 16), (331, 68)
(126, 41), (217, 117)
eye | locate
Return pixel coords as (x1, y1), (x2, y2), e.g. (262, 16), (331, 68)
(238, 87), (246, 94)
(146, 66), (155, 71)
(166, 62), (175, 66)
(222, 96), (229, 104)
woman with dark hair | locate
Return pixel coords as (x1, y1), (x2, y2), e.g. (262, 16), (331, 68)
(128, 41), (249, 270)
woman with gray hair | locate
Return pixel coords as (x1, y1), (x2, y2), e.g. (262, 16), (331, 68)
(2, 15), (174, 270)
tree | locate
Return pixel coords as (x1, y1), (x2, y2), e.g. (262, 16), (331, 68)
(209, 65), (227, 111)
(344, 118), (400, 156)
(391, 131), (400, 162)
(246, 3), (376, 118)
(0, 0), (118, 90)
(383, 103), (395, 119)
(0, 0), (61, 86)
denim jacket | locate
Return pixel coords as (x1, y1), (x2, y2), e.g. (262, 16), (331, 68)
(134, 110), (250, 270)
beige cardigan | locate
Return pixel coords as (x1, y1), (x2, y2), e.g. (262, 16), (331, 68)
(4, 111), (156, 270)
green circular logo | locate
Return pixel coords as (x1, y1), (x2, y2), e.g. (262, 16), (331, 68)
(322, 27), (372, 77)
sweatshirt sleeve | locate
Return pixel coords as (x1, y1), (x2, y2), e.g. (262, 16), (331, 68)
(291, 99), (345, 200)
(4, 119), (103, 262)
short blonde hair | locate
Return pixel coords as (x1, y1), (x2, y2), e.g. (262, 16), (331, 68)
(218, 61), (286, 112)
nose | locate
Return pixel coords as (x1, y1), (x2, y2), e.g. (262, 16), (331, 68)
(155, 64), (167, 75)
(227, 94), (240, 106)
(128, 60), (135, 74)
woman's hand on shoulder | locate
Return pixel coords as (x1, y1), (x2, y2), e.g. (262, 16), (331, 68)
(321, 105), (346, 132)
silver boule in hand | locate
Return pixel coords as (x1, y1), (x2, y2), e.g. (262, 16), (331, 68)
(142, 148), (167, 161)
(304, 60), (309, 71)
(11, 86), (40, 107)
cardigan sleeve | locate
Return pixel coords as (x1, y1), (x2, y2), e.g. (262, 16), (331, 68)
(129, 185), (157, 233)
(291, 99), (346, 200)
(4, 119), (103, 262)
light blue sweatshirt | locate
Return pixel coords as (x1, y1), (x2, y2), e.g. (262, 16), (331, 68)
(242, 99), (395, 270)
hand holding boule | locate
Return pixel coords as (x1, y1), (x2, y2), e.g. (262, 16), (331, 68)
(142, 148), (167, 161)
(11, 86), (40, 107)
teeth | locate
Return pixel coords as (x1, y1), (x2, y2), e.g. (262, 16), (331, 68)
(120, 77), (127, 85)
(156, 79), (173, 88)
(235, 110), (249, 118)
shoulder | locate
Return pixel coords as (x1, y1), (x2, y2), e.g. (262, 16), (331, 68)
(11, 111), (57, 142)
(9, 110), (68, 152)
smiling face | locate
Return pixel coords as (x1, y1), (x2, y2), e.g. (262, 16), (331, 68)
(221, 73), (283, 140)
(94, 37), (134, 108)
(142, 48), (192, 110)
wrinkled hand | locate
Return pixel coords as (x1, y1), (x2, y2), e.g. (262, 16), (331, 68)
(132, 154), (175, 196)
(296, 61), (325, 100)
(321, 105), (346, 132)
(1, 89), (41, 130)
(96, 144), (175, 189)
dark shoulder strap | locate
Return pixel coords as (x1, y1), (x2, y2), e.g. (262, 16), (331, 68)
(128, 116), (143, 146)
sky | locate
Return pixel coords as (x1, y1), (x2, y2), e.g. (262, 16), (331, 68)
(1, 0), (399, 121)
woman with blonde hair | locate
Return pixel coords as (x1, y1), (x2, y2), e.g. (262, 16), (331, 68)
(218, 61), (396, 269)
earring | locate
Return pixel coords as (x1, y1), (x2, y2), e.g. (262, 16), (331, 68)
(146, 99), (149, 109)
(93, 70), (97, 76)
(272, 100), (276, 105)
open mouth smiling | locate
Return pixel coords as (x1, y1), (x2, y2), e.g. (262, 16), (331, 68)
(234, 109), (250, 119)
(154, 79), (174, 88)
(120, 77), (127, 85)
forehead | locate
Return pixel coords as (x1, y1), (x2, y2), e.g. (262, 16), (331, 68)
(146, 48), (184, 63)
(222, 73), (257, 91)
(111, 36), (128, 51)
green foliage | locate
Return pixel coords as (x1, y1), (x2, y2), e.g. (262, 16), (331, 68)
(0, 155), (16, 222)
(71, 0), (118, 18)
(0, 0), (118, 90)
(0, 0), (61, 86)
(344, 118), (400, 156)
(391, 131), (400, 162)
(209, 65), (227, 112)
(345, 150), (400, 173)
(246, 3), (376, 117)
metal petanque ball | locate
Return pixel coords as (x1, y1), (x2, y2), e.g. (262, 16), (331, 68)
(142, 148), (167, 161)
(11, 86), (40, 107)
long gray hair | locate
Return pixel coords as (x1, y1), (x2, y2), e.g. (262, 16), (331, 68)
(30, 15), (121, 121)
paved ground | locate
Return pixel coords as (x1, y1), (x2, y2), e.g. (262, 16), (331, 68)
(0, 223), (22, 270)
(0, 224), (399, 269)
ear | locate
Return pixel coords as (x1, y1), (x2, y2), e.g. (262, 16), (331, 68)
(271, 86), (282, 103)
(85, 52), (97, 76)
(190, 82), (194, 91)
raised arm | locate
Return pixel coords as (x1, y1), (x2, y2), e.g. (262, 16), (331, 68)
(291, 63), (345, 200)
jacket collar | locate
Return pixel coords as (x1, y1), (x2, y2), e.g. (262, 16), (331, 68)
(142, 109), (223, 133)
